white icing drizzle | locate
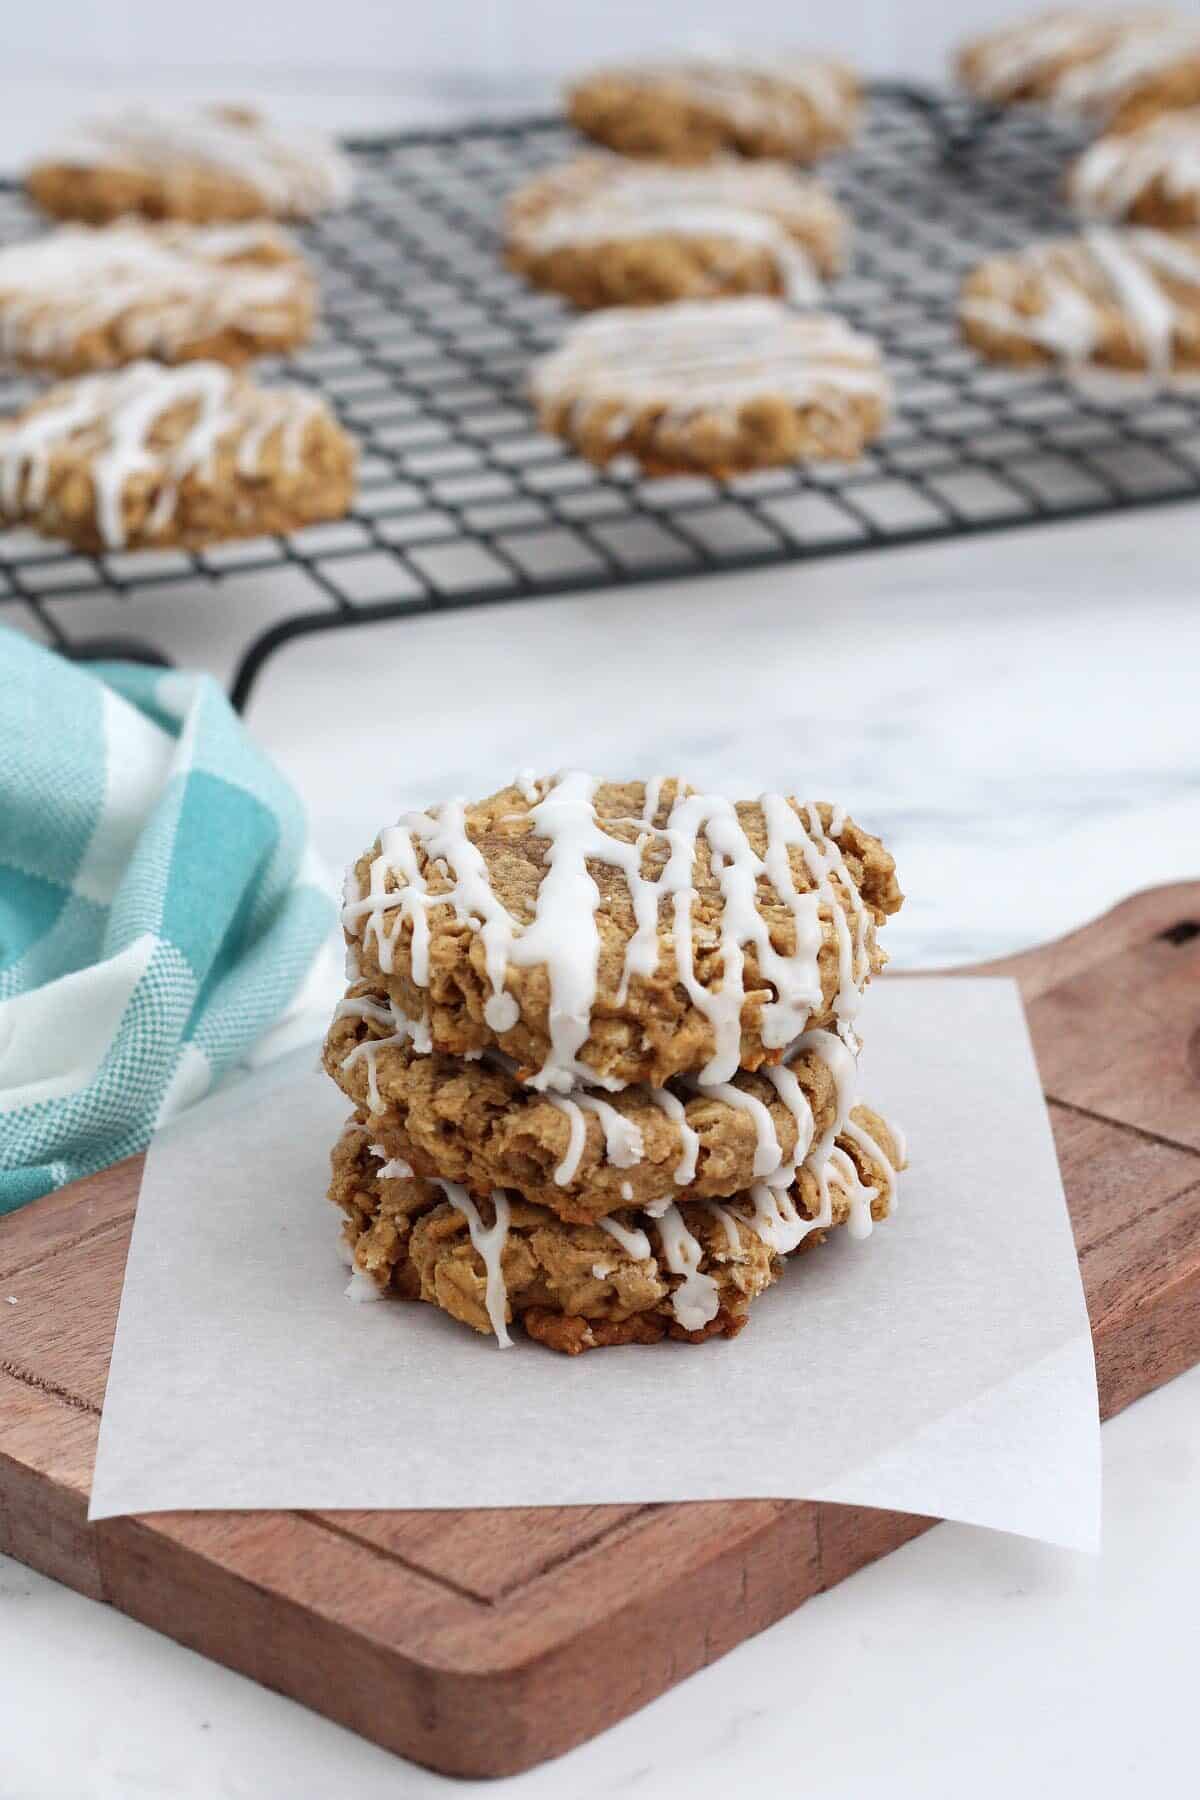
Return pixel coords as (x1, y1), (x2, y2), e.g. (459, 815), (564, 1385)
(547, 1094), (588, 1184)
(963, 10), (1200, 124)
(342, 774), (879, 1094)
(1072, 108), (1200, 218)
(512, 155), (838, 301)
(345, 1268), (384, 1303)
(532, 299), (890, 439)
(963, 227), (1200, 373)
(620, 1179), (635, 1201)
(0, 359), (323, 549)
(440, 1183), (513, 1347)
(841, 1115), (902, 1223)
(827, 1146), (878, 1241)
(0, 221), (308, 364)
(645, 1086), (700, 1184)
(654, 1202), (721, 1330)
(575, 1094), (644, 1165)
(42, 105), (353, 215)
(760, 1060), (816, 1183)
(375, 1157), (414, 1180)
(598, 1215), (653, 1260)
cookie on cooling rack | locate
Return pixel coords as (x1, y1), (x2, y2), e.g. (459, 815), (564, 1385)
(567, 56), (859, 163)
(955, 7), (1200, 133)
(529, 297), (890, 476)
(960, 225), (1200, 372)
(26, 104), (353, 224)
(0, 360), (356, 552)
(505, 152), (845, 308)
(1068, 107), (1200, 226)
(0, 220), (314, 375)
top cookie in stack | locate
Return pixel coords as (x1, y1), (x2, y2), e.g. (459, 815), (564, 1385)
(323, 774), (907, 1355)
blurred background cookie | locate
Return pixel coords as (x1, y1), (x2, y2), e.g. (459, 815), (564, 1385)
(956, 6), (1200, 133)
(960, 225), (1200, 371)
(530, 297), (890, 475)
(506, 152), (845, 307)
(0, 360), (356, 550)
(26, 103), (353, 223)
(567, 55), (860, 162)
(0, 220), (314, 373)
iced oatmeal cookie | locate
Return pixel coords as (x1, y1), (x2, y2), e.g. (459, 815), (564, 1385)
(339, 773), (902, 1092)
(27, 104), (353, 224)
(325, 1009), (866, 1223)
(329, 1105), (905, 1353)
(0, 360), (356, 551)
(0, 220), (314, 374)
(506, 153), (845, 308)
(567, 57), (860, 163)
(530, 298), (890, 475)
(956, 8), (1200, 133)
(960, 225), (1200, 371)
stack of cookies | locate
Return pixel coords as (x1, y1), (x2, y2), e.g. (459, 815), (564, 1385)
(322, 774), (907, 1356)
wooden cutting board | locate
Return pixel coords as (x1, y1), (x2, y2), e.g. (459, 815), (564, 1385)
(2, 882), (1199, 1779)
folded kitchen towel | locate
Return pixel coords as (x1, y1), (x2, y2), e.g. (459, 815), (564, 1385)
(0, 630), (338, 1213)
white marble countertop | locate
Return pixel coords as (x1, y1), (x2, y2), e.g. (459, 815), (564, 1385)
(2, 76), (1200, 1800)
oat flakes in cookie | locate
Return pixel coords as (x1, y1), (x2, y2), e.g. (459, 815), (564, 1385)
(0, 360), (356, 552)
(529, 297), (890, 475)
(505, 153), (845, 309)
(0, 220), (314, 375)
(567, 56), (859, 163)
(27, 104), (353, 224)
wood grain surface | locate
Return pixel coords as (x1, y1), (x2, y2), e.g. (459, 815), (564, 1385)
(2, 882), (1198, 1778)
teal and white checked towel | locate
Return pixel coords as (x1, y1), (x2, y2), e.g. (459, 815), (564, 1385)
(0, 629), (337, 1214)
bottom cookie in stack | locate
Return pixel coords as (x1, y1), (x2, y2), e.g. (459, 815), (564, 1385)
(328, 1101), (905, 1355)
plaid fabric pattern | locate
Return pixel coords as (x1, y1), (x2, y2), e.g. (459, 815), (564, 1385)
(0, 630), (336, 1213)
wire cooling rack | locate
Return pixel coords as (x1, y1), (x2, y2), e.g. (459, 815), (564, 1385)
(4, 84), (1200, 710)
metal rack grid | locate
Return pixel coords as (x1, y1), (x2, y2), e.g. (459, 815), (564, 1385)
(3, 85), (1200, 711)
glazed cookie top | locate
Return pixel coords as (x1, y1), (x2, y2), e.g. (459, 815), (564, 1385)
(962, 225), (1200, 371)
(569, 56), (858, 155)
(1069, 107), (1200, 217)
(29, 104), (353, 218)
(957, 8), (1200, 123)
(341, 773), (902, 1092)
(0, 360), (339, 549)
(0, 220), (312, 371)
(531, 297), (889, 433)
(507, 153), (845, 297)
